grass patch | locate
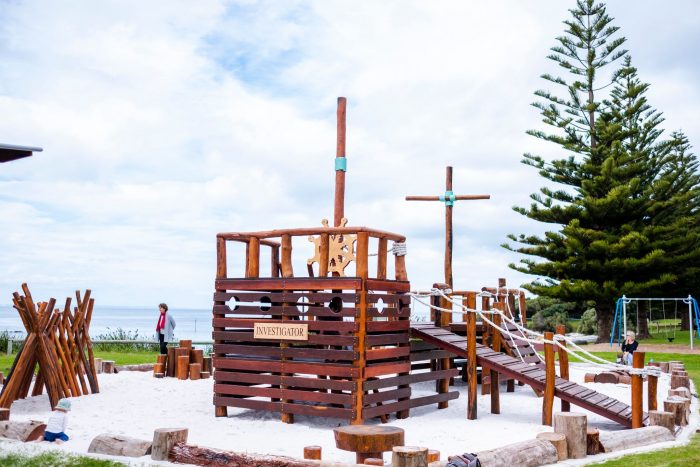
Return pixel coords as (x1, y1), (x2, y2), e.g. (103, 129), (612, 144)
(0, 351), (158, 374)
(0, 450), (126, 466)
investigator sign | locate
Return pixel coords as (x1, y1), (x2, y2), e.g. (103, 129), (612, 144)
(254, 322), (308, 341)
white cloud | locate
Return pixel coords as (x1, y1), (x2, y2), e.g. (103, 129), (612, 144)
(1, 0), (698, 307)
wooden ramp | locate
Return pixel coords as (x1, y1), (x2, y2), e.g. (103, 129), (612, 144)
(410, 323), (646, 428)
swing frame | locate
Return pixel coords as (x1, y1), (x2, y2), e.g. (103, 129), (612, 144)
(611, 295), (700, 350)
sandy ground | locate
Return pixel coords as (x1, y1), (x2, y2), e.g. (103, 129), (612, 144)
(0, 363), (697, 466)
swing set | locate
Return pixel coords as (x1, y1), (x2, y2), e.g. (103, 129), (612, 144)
(611, 295), (700, 349)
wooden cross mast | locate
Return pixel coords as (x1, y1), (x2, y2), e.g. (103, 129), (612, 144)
(406, 166), (490, 288)
(334, 97), (347, 227)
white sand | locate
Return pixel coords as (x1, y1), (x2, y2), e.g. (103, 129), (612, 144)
(1, 364), (697, 466)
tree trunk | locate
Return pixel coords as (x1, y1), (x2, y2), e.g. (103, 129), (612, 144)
(637, 301), (651, 339)
(169, 443), (319, 467)
(88, 434), (152, 457)
(535, 432), (567, 461)
(599, 426), (674, 452)
(151, 428), (188, 461)
(553, 412), (587, 459)
(596, 305), (613, 343)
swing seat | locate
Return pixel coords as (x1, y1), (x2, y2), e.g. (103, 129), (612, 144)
(667, 337), (675, 343)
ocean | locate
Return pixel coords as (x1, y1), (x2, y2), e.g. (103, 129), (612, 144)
(0, 305), (214, 342)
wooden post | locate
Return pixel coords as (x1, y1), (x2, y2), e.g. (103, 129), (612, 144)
(392, 446), (428, 467)
(280, 234), (294, 278)
(631, 351), (645, 428)
(216, 237), (227, 279)
(377, 238), (388, 280)
(271, 245), (280, 277)
(189, 363), (201, 380)
(542, 332), (555, 426)
(303, 446), (322, 460)
(246, 237), (260, 278)
(319, 233), (330, 277)
(648, 369), (658, 412)
(177, 356), (189, 380)
(395, 253), (408, 281)
(352, 232), (369, 424)
(151, 428), (188, 461)
(490, 304), (502, 415)
(466, 293), (477, 420)
(555, 324), (570, 412)
(166, 347), (176, 377)
(334, 97), (347, 227)
(553, 412), (587, 459)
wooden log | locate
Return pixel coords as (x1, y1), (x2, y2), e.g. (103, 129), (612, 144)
(535, 432), (567, 461)
(189, 363), (201, 380)
(116, 363), (154, 372)
(631, 352), (645, 428)
(392, 446), (427, 467)
(553, 412), (587, 459)
(0, 420), (46, 442)
(190, 349), (204, 367)
(169, 442), (320, 467)
(202, 356), (212, 374)
(102, 360), (115, 374)
(151, 428), (188, 461)
(671, 375), (690, 390)
(88, 433), (153, 457)
(156, 354), (167, 365)
(0, 408), (9, 421)
(154, 363), (165, 376)
(659, 362), (670, 373)
(671, 370), (688, 377)
(584, 373), (595, 383)
(648, 410), (675, 434)
(669, 387), (690, 399)
(179, 340), (193, 351)
(427, 450), (440, 463)
(303, 446), (321, 460)
(166, 347), (176, 377)
(541, 332), (555, 426)
(586, 427), (602, 455)
(200, 371), (211, 379)
(177, 356), (189, 380)
(94, 358), (103, 374)
(594, 372), (630, 384)
(664, 397), (689, 426)
(475, 439), (558, 467)
(599, 426), (674, 453)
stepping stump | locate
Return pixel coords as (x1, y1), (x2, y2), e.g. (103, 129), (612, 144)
(664, 397), (690, 426)
(333, 425), (404, 464)
(553, 412), (587, 459)
(304, 446), (322, 460)
(648, 410), (675, 434)
(536, 432), (567, 461)
(586, 427), (602, 455)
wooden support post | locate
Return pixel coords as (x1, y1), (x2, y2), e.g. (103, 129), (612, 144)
(555, 324), (570, 412)
(319, 233), (329, 277)
(246, 238), (260, 278)
(352, 232), (369, 424)
(553, 412), (587, 459)
(490, 304), (502, 415)
(395, 253), (407, 281)
(392, 446), (428, 467)
(303, 446), (322, 460)
(177, 356), (189, 380)
(648, 370), (658, 412)
(631, 351), (645, 429)
(481, 296), (491, 395)
(377, 238), (388, 280)
(466, 294), (477, 420)
(271, 245), (280, 277)
(151, 428), (188, 461)
(216, 237), (227, 279)
(281, 234), (294, 278)
(542, 332), (555, 426)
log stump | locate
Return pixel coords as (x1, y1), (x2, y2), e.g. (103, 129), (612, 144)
(671, 375), (690, 390)
(334, 425), (404, 464)
(189, 363), (201, 380)
(202, 356), (212, 374)
(151, 428), (188, 461)
(553, 412), (587, 459)
(392, 446), (427, 467)
(0, 420), (46, 442)
(200, 371), (211, 379)
(167, 346), (176, 377)
(584, 373), (595, 383)
(475, 439), (558, 467)
(648, 410), (676, 434)
(156, 354), (167, 365)
(427, 449), (440, 462)
(669, 387), (690, 399)
(102, 360), (115, 374)
(659, 362), (670, 373)
(599, 426), (674, 453)
(179, 340), (192, 350)
(177, 356), (189, 380)
(88, 433), (153, 457)
(153, 363), (165, 376)
(664, 397), (690, 426)
(586, 427), (602, 455)
(190, 349), (204, 367)
(94, 358), (103, 374)
(0, 408), (9, 421)
(536, 432), (567, 461)
(303, 445), (321, 460)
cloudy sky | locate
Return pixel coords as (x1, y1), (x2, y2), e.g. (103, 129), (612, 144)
(1, 0), (699, 308)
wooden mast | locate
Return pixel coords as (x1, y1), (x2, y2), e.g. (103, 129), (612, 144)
(405, 166), (490, 288)
(334, 97), (347, 227)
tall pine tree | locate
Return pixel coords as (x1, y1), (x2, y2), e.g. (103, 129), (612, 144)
(503, 1), (700, 341)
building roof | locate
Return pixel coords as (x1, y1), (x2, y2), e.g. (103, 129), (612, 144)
(0, 143), (43, 163)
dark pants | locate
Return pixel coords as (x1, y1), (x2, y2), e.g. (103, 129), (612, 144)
(45, 431), (69, 442)
(159, 332), (167, 355)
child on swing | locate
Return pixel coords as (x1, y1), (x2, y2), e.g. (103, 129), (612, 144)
(620, 330), (638, 365)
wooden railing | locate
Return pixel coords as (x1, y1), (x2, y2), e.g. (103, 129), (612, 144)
(216, 226), (408, 282)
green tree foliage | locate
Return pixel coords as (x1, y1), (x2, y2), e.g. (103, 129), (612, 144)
(503, 0), (700, 342)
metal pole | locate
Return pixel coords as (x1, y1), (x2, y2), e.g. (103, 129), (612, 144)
(622, 295), (627, 338)
(689, 295), (694, 351)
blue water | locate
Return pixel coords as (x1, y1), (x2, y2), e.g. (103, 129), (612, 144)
(0, 305), (213, 342)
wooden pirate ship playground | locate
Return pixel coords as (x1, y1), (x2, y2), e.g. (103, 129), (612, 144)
(211, 98), (652, 428)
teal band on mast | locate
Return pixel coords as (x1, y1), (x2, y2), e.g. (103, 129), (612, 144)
(335, 157), (347, 171)
(440, 190), (456, 206)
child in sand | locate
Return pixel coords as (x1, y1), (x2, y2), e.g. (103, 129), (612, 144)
(44, 398), (71, 443)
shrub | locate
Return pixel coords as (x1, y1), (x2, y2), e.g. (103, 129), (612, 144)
(531, 303), (572, 332)
(578, 308), (597, 334)
(94, 327), (159, 352)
